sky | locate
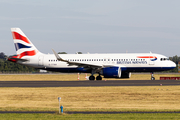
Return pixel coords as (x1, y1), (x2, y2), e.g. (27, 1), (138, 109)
(0, 0), (180, 57)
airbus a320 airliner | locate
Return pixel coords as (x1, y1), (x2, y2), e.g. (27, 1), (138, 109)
(8, 28), (176, 80)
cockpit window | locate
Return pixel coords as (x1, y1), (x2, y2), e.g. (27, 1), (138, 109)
(160, 58), (169, 61)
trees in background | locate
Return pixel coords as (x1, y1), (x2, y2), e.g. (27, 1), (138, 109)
(168, 55), (179, 73)
(58, 52), (67, 54)
(169, 55), (180, 64)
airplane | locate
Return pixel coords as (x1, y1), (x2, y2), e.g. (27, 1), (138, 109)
(8, 28), (176, 80)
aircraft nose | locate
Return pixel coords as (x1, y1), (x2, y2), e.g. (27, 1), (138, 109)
(171, 61), (176, 68)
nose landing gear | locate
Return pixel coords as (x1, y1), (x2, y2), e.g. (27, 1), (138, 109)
(151, 72), (155, 80)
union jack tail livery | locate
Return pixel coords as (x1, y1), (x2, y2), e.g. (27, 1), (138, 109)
(11, 28), (40, 58)
(8, 28), (43, 64)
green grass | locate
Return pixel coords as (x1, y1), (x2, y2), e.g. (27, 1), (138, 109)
(0, 113), (180, 120)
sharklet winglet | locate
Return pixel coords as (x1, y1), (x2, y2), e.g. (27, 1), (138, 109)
(52, 49), (68, 62)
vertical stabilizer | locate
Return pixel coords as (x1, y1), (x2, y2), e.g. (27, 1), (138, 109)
(11, 28), (41, 58)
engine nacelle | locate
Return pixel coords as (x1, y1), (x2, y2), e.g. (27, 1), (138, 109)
(121, 72), (131, 78)
(102, 67), (131, 78)
(103, 67), (121, 78)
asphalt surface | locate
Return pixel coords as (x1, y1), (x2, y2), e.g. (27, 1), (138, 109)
(0, 80), (180, 87)
(0, 111), (55, 114)
(66, 111), (180, 114)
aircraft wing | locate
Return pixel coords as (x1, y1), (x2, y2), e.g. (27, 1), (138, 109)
(52, 49), (106, 69)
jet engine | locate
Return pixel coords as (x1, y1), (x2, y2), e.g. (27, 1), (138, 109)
(102, 67), (121, 78)
(102, 67), (131, 78)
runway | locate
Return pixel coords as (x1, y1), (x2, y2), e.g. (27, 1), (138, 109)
(0, 80), (180, 87)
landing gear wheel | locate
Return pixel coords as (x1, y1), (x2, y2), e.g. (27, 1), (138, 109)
(96, 76), (102, 80)
(151, 77), (155, 80)
(89, 75), (95, 80)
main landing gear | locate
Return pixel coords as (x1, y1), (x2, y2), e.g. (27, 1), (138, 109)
(89, 75), (102, 80)
(89, 75), (95, 80)
(151, 72), (155, 80)
(96, 75), (102, 80)
(89, 69), (102, 80)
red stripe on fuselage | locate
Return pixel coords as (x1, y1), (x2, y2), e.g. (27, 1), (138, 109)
(137, 56), (157, 59)
(12, 32), (30, 44)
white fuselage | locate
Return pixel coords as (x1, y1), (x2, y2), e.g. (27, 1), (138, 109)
(19, 53), (176, 73)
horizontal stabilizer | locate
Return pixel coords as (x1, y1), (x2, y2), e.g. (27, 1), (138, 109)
(8, 57), (28, 62)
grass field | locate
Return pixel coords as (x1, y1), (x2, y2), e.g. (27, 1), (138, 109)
(0, 73), (179, 81)
(1, 113), (180, 120)
(0, 73), (180, 119)
(0, 86), (180, 111)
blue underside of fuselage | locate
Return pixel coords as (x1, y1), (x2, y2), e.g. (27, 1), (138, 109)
(45, 67), (175, 73)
